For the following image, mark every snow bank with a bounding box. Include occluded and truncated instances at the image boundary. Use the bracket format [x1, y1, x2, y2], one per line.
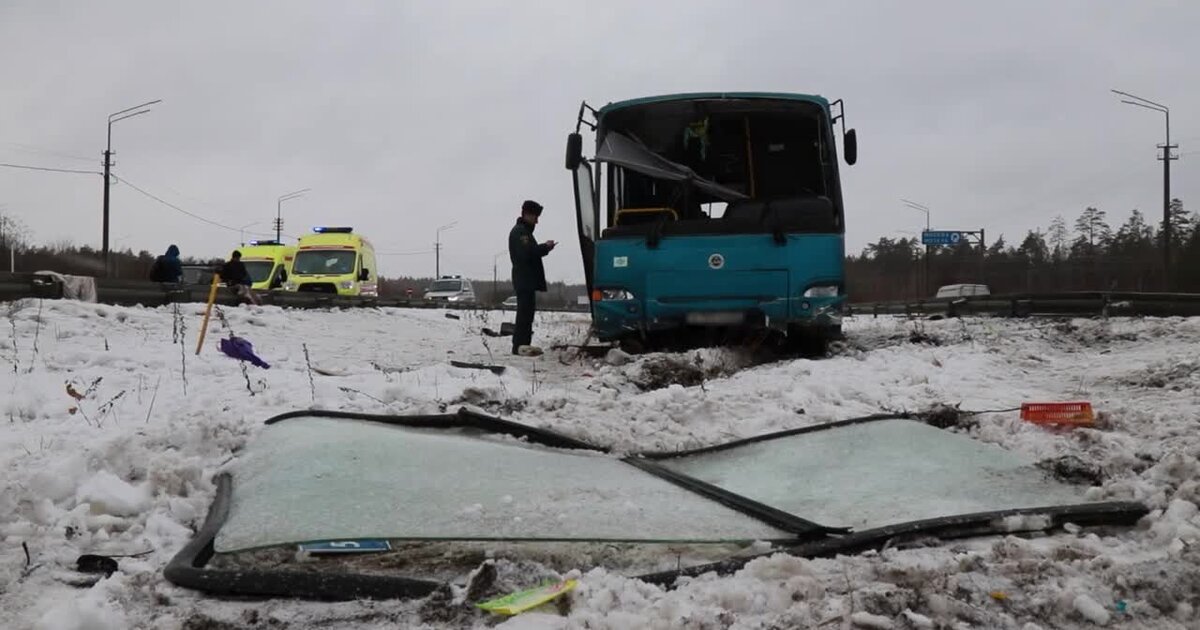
[1, 304, 1198, 628]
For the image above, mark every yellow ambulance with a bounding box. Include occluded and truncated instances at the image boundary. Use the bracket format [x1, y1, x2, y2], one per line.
[237, 240, 296, 291]
[284, 227, 379, 296]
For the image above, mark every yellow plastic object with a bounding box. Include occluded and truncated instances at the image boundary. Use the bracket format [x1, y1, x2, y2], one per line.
[476, 579, 578, 616]
[196, 274, 221, 355]
[614, 207, 678, 226]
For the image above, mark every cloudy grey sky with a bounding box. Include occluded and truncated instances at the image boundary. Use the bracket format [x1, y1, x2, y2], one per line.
[2, 1, 1197, 283]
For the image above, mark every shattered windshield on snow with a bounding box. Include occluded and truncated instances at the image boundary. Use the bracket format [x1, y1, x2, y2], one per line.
[216, 415, 1108, 554]
[292, 250, 356, 275]
[215, 417, 791, 552]
[168, 411, 1147, 602]
[658, 419, 1091, 531]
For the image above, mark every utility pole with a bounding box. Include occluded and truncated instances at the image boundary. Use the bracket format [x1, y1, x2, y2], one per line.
[104, 99, 161, 277]
[1112, 90, 1177, 290]
[492, 251, 506, 304]
[435, 221, 456, 278]
[902, 199, 931, 296]
[979, 228, 986, 284]
[0, 208, 7, 273]
[276, 188, 310, 242]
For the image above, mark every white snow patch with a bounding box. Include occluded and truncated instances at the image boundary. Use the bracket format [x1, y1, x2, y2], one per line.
[75, 471, 151, 517]
[1073, 593, 1111, 625]
[35, 591, 127, 630]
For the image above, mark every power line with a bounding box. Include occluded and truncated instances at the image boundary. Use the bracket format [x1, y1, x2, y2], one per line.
[0, 162, 101, 176]
[2, 142, 94, 163]
[113, 173, 293, 239]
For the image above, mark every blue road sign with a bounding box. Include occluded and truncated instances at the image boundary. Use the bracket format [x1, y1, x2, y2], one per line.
[922, 230, 964, 246]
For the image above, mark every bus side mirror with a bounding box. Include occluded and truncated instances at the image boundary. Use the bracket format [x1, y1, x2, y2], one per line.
[359, 268, 370, 281]
[565, 133, 583, 170]
[844, 129, 857, 165]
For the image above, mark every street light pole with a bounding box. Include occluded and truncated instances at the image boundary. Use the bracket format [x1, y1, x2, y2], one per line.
[104, 99, 161, 277]
[492, 250, 506, 304]
[1112, 89, 1177, 290]
[902, 199, 931, 296]
[239, 222, 261, 247]
[435, 221, 457, 278]
[275, 188, 311, 242]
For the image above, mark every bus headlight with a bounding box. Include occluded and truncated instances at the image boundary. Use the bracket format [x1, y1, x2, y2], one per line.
[803, 285, 839, 298]
[592, 288, 635, 301]
[284, 282, 297, 291]
[339, 281, 354, 290]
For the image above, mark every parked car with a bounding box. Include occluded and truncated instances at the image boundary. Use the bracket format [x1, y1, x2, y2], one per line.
[423, 275, 476, 304]
[935, 284, 990, 299]
[501, 295, 519, 310]
[180, 265, 218, 286]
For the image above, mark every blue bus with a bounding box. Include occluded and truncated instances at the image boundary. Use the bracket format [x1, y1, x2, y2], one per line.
[565, 92, 857, 352]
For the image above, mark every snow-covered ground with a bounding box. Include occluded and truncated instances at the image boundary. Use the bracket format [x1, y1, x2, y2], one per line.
[1, 299, 1198, 629]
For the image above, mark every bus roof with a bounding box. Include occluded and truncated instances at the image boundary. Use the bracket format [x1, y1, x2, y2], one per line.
[597, 92, 830, 117]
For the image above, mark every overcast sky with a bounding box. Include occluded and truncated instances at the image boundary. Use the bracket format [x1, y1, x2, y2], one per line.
[2, 1, 1197, 283]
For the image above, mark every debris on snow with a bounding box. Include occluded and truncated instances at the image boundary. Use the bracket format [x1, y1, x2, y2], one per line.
[902, 609, 934, 629]
[850, 610, 894, 629]
[604, 348, 633, 366]
[1073, 593, 1111, 625]
[1038, 454, 1105, 486]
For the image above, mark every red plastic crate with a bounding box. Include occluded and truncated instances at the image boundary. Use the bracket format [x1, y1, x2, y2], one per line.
[1020, 402, 1095, 427]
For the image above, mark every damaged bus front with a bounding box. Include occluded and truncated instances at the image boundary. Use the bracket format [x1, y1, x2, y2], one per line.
[566, 92, 857, 351]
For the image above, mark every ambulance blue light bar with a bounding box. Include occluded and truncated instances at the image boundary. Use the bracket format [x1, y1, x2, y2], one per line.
[249, 240, 282, 246]
[313, 226, 354, 233]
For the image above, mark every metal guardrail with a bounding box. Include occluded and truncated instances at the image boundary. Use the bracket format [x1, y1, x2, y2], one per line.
[6, 272, 1196, 318]
[0, 272, 589, 313]
[848, 291, 1200, 319]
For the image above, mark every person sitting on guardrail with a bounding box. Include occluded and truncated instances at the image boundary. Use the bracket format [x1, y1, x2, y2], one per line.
[149, 244, 183, 283]
[219, 250, 261, 306]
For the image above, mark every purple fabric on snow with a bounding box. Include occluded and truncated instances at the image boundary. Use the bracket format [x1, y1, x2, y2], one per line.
[219, 336, 270, 369]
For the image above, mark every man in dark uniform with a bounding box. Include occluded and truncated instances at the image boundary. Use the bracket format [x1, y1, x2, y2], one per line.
[508, 200, 556, 356]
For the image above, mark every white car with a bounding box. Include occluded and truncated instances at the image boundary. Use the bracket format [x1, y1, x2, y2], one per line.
[423, 276, 476, 304]
[935, 284, 990, 299]
[501, 295, 519, 309]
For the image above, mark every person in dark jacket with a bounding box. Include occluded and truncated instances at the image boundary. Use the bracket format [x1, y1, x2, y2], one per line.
[219, 250, 261, 305]
[508, 200, 556, 356]
[149, 244, 183, 283]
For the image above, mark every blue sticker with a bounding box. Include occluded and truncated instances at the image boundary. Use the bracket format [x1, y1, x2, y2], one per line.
[298, 539, 392, 554]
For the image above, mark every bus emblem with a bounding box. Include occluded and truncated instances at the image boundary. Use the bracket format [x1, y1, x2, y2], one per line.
[708, 253, 725, 270]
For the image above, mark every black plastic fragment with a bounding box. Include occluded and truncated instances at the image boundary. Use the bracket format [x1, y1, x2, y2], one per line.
[76, 554, 119, 576]
[450, 360, 506, 375]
